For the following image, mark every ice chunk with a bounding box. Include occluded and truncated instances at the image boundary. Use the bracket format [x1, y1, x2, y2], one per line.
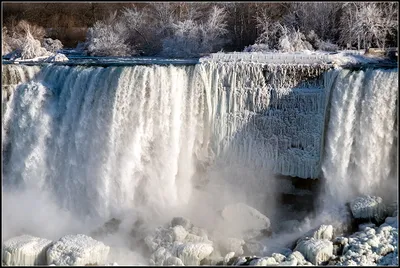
[350, 196, 387, 223]
[2, 235, 52, 266]
[220, 203, 271, 239]
[176, 242, 214, 265]
[294, 238, 333, 265]
[46, 234, 110, 265]
[313, 225, 333, 240]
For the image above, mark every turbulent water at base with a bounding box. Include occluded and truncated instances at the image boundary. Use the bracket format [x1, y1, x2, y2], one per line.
[321, 68, 398, 207]
[1, 62, 398, 242]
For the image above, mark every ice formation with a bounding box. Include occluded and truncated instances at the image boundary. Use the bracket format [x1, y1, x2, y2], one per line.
[2, 235, 52, 266]
[46, 234, 110, 266]
[294, 238, 333, 265]
[349, 195, 387, 223]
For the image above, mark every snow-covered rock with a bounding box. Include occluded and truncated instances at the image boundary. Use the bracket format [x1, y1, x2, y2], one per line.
[223, 252, 236, 264]
[349, 196, 387, 223]
[2, 235, 52, 266]
[176, 242, 214, 265]
[45, 53, 68, 62]
[294, 238, 333, 265]
[46, 234, 110, 266]
[219, 203, 271, 240]
[249, 257, 278, 266]
[272, 252, 286, 263]
[313, 225, 333, 240]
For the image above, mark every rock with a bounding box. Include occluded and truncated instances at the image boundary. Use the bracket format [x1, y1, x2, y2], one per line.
[358, 222, 376, 231]
[171, 217, 192, 230]
[349, 196, 387, 223]
[172, 225, 188, 242]
[289, 251, 306, 265]
[184, 233, 212, 244]
[46, 234, 110, 266]
[45, 53, 68, 62]
[164, 256, 184, 266]
[313, 225, 333, 240]
[220, 203, 271, 239]
[217, 237, 245, 256]
[294, 238, 333, 265]
[176, 242, 214, 265]
[384, 217, 398, 228]
[2, 235, 52, 265]
[272, 253, 286, 263]
[223, 252, 235, 264]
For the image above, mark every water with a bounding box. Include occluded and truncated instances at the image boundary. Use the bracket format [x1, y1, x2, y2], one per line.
[1, 62, 398, 251]
[321, 68, 398, 207]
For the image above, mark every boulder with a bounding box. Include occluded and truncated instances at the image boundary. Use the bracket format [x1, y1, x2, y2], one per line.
[294, 238, 333, 265]
[2, 235, 52, 266]
[349, 196, 387, 223]
[313, 225, 333, 240]
[272, 253, 286, 263]
[176, 242, 214, 265]
[220, 203, 271, 240]
[46, 234, 110, 266]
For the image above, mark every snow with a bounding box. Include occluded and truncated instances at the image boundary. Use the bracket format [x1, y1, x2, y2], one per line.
[2, 235, 52, 266]
[46, 234, 110, 266]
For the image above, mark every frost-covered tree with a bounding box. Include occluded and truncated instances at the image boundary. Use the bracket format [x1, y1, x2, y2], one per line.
[2, 20, 55, 59]
[42, 38, 63, 53]
[249, 14, 312, 52]
[161, 5, 229, 57]
[86, 11, 132, 56]
[339, 2, 398, 49]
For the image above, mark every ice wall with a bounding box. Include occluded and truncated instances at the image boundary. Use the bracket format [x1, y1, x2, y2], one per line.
[321, 68, 398, 206]
[203, 62, 330, 179]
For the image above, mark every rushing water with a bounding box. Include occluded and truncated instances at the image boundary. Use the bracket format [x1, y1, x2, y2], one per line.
[1, 62, 398, 242]
[321, 68, 398, 207]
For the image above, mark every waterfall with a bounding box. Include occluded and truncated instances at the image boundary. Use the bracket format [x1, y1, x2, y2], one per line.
[2, 62, 329, 227]
[321, 68, 398, 207]
[3, 61, 396, 240]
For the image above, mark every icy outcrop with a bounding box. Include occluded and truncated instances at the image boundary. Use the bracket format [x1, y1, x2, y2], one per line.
[46, 234, 110, 266]
[176, 242, 214, 265]
[312, 225, 333, 240]
[45, 53, 68, 62]
[218, 203, 271, 240]
[144, 217, 215, 266]
[349, 196, 387, 223]
[294, 238, 333, 265]
[333, 219, 398, 266]
[2, 235, 52, 266]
